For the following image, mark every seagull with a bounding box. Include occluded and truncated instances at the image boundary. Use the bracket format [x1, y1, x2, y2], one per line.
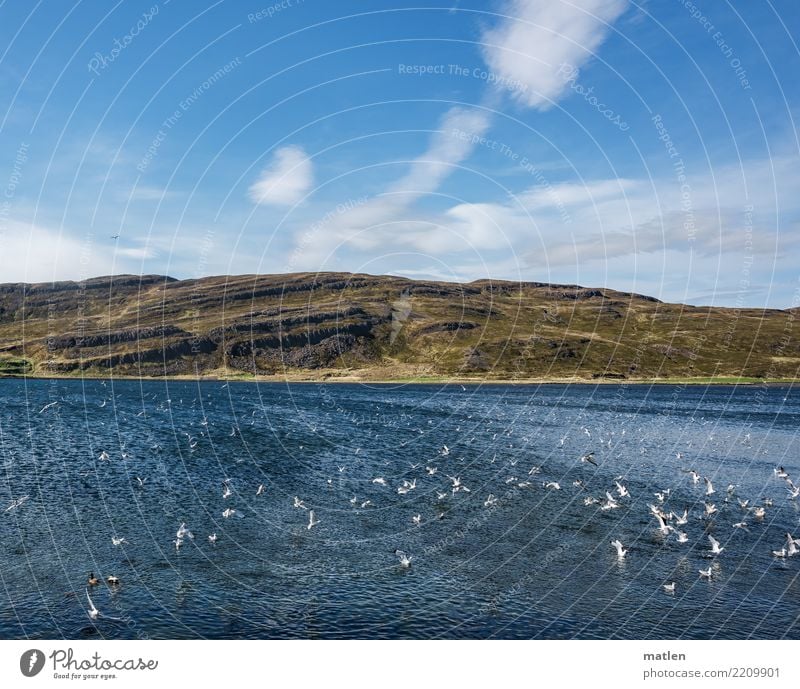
[708, 535, 724, 555]
[394, 549, 412, 568]
[580, 452, 597, 466]
[135, 476, 147, 488]
[699, 567, 713, 579]
[360, 500, 372, 508]
[484, 494, 498, 508]
[772, 547, 787, 558]
[704, 477, 715, 496]
[106, 575, 120, 586]
[208, 533, 218, 543]
[752, 506, 766, 519]
[610, 539, 627, 559]
[98, 451, 110, 462]
[412, 514, 422, 525]
[111, 537, 127, 547]
[110, 234, 120, 240]
[293, 496, 307, 509]
[683, 469, 701, 484]
[4, 496, 29, 512]
[372, 478, 387, 486]
[256, 484, 266, 496]
[653, 511, 671, 534]
[615, 481, 629, 498]
[528, 466, 542, 475]
[307, 510, 319, 529]
[732, 521, 749, 530]
[176, 523, 194, 540]
[222, 484, 233, 499]
[662, 582, 676, 594]
[673, 509, 689, 525]
[676, 531, 689, 543]
[543, 481, 561, 491]
[737, 498, 750, 509]
[440, 445, 450, 456]
[426, 466, 438, 476]
[38, 401, 59, 414]
[601, 492, 620, 511]
[436, 491, 448, 501]
[704, 502, 718, 517]
[86, 589, 100, 619]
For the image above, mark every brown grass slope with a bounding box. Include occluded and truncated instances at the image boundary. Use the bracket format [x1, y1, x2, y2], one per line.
[0, 272, 797, 381]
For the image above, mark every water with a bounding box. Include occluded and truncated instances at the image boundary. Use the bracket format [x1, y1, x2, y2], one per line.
[1, 378, 799, 639]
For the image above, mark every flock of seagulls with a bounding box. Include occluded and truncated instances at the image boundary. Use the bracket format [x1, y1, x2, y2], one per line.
[9, 387, 800, 627]
[609, 459, 800, 592]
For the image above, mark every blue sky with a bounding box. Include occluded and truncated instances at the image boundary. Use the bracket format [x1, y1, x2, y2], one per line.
[0, 0, 798, 307]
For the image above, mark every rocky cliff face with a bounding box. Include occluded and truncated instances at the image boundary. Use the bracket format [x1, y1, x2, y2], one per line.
[0, 272, 797, 380]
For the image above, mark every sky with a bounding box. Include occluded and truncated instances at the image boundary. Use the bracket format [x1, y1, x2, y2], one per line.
[0, 0, 798, 308]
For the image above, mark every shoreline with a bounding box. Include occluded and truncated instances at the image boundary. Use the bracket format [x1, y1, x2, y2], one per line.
[1, 372, 797, 386]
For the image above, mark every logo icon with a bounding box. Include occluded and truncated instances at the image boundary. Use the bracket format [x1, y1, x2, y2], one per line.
[20, 649, 45, 677]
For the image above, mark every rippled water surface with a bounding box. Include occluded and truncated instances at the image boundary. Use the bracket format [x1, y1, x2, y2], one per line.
[1, 379, 799, 639]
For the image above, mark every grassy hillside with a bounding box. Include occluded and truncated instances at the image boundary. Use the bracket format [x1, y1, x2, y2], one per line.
[0, 272, 797, 381]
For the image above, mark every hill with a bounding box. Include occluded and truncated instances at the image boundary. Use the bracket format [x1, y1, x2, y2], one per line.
[0, 272, 797, 382]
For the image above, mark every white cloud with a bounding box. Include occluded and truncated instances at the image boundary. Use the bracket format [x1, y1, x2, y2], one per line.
[0, 221, 115, 283]
[248, 145, 314, 206]
[481, 0, 628, 109]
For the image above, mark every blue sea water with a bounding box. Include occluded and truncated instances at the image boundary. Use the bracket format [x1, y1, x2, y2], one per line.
[0, 378, 798, 639]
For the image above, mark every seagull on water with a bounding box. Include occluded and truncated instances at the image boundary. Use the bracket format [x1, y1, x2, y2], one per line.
[544, 481, 561, 491]
[86, 589, 100, 620]
[610, 539, 627, 559]
[394, 549, 412, 568]
[372, 477, 387, 486]
[222, 508, 242, 518]
[662, 582, 676, 594]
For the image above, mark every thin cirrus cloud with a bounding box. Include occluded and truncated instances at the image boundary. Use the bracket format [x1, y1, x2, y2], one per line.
[248, 145, 314, 206]
[480, 0, 628, 109]
[294, 1, 627, 264]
